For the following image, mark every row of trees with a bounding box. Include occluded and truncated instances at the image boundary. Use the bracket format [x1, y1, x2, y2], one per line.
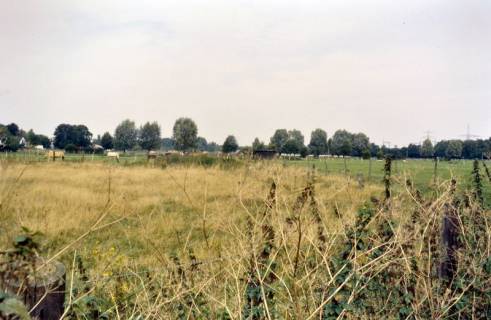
[97, 118, 220, 152]
[2, 120, 491, 159]
[252, 129, 371, 158]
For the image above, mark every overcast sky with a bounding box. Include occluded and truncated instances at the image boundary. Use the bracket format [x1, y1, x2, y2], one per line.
[0, 0, 490, 146]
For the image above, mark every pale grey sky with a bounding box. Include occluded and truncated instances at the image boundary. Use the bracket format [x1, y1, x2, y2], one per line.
[1, 0, 490, 146]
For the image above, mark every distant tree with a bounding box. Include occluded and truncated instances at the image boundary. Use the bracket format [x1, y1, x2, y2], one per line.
[6, 123, 19, 136]
[53, 124, 72, 149]
[173, 118, 198, 151]
[288, 129, 304, 146]
[352, 133, 370, 157]
[331, 129, 353, 156]
[100, 132, 114, 150]
[114, 119, 138, 152]
[476, 139, 490, 159]
[37, 135, 51, 148]
[434, 140, 449, 158]
[139, 122, 161, 151]
[73, 125, 92, 149]
[162, 138, 175, 151]
[407, 144, 421, 158]
[269, 129, 289, 152]
[281, 139, 303, 155]
[462, 140, 479, 159]
[53, 124, 92, 150]
[206, 142, 220, 152]
[445, 140, 463, 159]
[222, 135, 239, 153]
[421, 139, 434, 158]
[26, 129, 38, 146]
[252, 138, 266, 151]
[0, 125, 21, 151]
[64, 144, 77, 153]
[196, 136, 208, 151]
[369, 143, 380, 158]
[308, 129, 328, 156]
[26, 129, 50, 148]
[361, 148, 371, 159]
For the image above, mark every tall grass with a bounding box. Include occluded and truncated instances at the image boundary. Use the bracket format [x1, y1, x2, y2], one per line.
[1, 160, 490, 319]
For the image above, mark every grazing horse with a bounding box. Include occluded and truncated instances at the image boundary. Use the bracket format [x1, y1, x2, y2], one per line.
[46, 150, 65, 161]
[147, 150, 158, 160]
[107, 151, 120, 162]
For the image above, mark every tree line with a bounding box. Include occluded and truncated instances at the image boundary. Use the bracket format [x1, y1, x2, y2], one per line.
[1, 119, 491, 159]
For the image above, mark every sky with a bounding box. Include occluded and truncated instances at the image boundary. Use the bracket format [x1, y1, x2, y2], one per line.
[0, 0, 490, 147]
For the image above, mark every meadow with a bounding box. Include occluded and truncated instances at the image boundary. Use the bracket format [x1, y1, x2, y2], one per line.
[1, 156, 490, 318]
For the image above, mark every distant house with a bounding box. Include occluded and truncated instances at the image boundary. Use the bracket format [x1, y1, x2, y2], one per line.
[35, 145, 44, 150]
[19, 137, 26, 147]
[253, 149, 277, 160]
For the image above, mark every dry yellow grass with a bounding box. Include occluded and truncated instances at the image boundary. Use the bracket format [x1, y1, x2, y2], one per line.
[2, 160, 490, 319]
[0, 161, 381, 268]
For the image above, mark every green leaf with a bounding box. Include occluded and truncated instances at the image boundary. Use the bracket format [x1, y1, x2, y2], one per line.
[14, 235, 28, 245]
[0, 297, 31, 320]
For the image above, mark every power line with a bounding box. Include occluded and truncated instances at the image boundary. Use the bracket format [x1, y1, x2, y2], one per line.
[459, 124, 480, 140]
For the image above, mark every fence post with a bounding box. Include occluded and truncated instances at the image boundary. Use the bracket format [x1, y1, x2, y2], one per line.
[439, 204, 460, 284]
[384, 157, 392, 200]
[3, 260, 66, 319]
[368, 157, 372, 181]
[433, 157, 438, 185]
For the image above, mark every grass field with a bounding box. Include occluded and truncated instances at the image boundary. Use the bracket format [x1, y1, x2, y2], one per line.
[4, 150, 490, 200]
[1, 157, 490, 318]
[0, 161, 381, 264]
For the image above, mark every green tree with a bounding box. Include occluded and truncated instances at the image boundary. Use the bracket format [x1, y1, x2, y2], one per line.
[197, 137, 208, 151]
[421, 139, 434, 158]
[206, 142, 220, 152]
[281, 139, 303, 154]
[100, 132, 114, 150]
[269, 129, 289, 152]
[139, 121, 161, 151]
[162, 138, 175, 151]
[114, 119, 138, 152]
[6, 123, 19, 136]
[222, 135, 239, 153]
[37, 135, 51, 148]
[407, 144, 421, 158]
[369, 143, 380, 158]
[26, 129, 37, 145]
[462, 140, 479, 159]
[53, 124, 92, 150]
[445, 140, 463, 159]
[434, 140, 449, 158]
[26, 129, 50, 148]
[352, 133, 370, 157]
[288, 129, 304, 146]
[0, 125, 21, 151]
[252, 138, 266, 151]
[173, 118, 198, 151]
[331, 129, 353, 156]
[308, 129, 328, 156]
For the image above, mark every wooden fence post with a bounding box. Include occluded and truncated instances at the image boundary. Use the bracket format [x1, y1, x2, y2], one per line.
[3, 260, 66, 320]
[368, 157, 372, 181]
[433, 157, 438, 185]
[439, 204, 460, 284]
